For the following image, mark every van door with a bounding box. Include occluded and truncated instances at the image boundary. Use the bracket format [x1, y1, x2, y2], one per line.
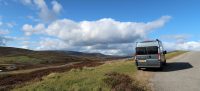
[136, 46, 159, 60]
[136, 46, 159, 66]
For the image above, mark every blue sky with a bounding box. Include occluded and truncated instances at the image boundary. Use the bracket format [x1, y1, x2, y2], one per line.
[0, 0, 200, 55]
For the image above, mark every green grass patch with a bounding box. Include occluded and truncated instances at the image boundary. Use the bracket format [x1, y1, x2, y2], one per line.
[165, 50, 188, 59]
[13, 61, 147, 91]
[0, 56, 42, 64]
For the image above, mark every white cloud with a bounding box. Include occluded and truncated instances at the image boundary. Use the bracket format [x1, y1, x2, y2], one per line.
[48, 16, 170, 45]
[0, 36, 13, 46]
[21, 45, 29, 49]
[27, 15, 40, 22]
[36, 38, 69, 50]
[34, 0, 55, 22]
[161, 34, 190, 43]
[0, 29, 10, 34]
[0, 20, 11, 35]
[161, 34, 200, 51]
[6, 22, 16, 28]
[21, 0, 62, 22]
[22, 24, 33, 36]
[51, 0, 62, 14]
[22, 23, 45, 36]
[21, 0, 32, 5]
[0, 21, 16, 28]
[0, 16, 16, 28]
[22, 16, 171, 55]
[19, 41, 31, 49]
[164, 41, 200, 51]
[84, 43, 136, 55]
[0, 21, 2, 26]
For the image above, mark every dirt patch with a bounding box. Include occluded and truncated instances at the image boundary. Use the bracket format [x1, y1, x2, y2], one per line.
[0, 61, 103, 91]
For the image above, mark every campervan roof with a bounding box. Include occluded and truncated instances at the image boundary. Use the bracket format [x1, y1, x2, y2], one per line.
[136, 40, 159, 47]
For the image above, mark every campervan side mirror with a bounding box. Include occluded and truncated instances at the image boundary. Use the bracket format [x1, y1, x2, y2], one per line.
[163, 50, 167, 54]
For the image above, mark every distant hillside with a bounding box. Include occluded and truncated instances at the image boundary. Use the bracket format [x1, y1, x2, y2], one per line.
[0, 47, 128, 70]
[0, 46, 125, 58]
[0, 47, 34, 56]
[64, 51, 106, 57]
[0, 46, 126, 57]
[44, 50, 127, 59]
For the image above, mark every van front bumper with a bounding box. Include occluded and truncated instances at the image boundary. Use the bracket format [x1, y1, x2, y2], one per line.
[135, 59, 161, 68]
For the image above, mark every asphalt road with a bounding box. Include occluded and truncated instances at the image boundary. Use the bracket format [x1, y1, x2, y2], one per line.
[151, 52, 200, 91]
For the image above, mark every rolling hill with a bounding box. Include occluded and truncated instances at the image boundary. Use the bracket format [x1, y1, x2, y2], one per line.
[0, 46, 128, 70]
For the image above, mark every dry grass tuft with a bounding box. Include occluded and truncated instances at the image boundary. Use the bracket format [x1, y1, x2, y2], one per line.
[103, 72, 146, 91]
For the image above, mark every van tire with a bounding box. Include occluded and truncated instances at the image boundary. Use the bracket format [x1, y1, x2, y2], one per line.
[158, 62, 163, 70]
[163, 60, 167, 65]
[137, 67, 141, 70]
[158, 66, 163, 70]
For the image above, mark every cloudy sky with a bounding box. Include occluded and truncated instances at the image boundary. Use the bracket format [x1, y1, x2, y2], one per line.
[0, 0, 200, 55]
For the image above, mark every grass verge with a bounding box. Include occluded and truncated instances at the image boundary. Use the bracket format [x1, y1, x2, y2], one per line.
[11, 51, 187, 91]
[13, 61, 148, 91]
[103, 72, 145, 91]
[165, 50, 188, 59]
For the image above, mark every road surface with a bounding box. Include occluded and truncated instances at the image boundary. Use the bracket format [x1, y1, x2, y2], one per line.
[151, 52, 200, 91]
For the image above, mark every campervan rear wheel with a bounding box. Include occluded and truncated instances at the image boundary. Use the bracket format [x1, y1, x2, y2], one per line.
[137, 67, 141, 70]
[158, 66, 163, 70]
[158, 63, 164, 70]
[163, 60, 167, 65]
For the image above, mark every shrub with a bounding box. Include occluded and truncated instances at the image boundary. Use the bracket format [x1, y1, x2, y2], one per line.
[103, 72, 145, 91]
